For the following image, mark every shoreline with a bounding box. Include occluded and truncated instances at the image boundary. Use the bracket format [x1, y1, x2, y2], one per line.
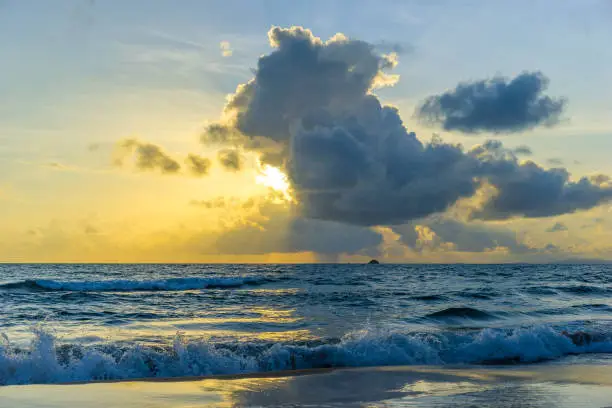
[47, 362, 612, 387]
[2, 363, 612, 407]
[59, 366, 338, 386]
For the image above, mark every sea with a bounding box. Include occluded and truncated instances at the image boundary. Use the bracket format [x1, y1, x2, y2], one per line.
[0, 263, 611, 385]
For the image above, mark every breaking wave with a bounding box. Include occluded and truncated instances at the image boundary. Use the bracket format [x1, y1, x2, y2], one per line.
[1, 326, 611, 385]
[0, 277, 265, 292]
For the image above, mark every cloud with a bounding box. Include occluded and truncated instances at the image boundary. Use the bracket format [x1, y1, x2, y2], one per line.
[43, 162, 78, 171]
[547, 158, 564, 166]
[415, 71, 566, 134]
[542, 243, 561, 253]
[202, 123, 244, 144]
[582, 216, 607, 230]
[392, 217, 531, 254]
[84, 224, 100, 235]
[190, 196, 256, 210]
[115, 139, 181, 174]
[374, 40, 412, 55]
[220, 41, 233, 57]
[185, 154, 211, 176]
[288, 216, 381, 260]
[209, 199, 382, 260]
[546, 222, 568, 232]
[220, 26, 399, 143]
[513, 145, 532, 156]
[199, 27, 611, 226]
[589, 174, 611, 186]
[466, 141, 612, 220]
[114, 140, 213, 178]
[218, 149, 243, 171]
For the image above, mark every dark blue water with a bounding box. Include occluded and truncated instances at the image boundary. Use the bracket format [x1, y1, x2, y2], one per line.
[0, 264, 611, 385]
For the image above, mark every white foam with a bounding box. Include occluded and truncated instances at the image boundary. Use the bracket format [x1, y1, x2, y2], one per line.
[1, 326, 611, 385]
[29, 277, 263, 292]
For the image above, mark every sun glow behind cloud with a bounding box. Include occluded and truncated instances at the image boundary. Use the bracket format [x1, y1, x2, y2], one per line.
[255, 164, 293, 202]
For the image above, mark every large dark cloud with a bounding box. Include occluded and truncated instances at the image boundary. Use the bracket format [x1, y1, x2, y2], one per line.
[223, 27, 396, 143]
[416, 72, 566, 134]
[202, 27, 612, 226]
[290, 108, 480, 225]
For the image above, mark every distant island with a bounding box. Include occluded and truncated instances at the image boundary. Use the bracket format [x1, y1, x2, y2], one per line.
[368, 259, 380, 264]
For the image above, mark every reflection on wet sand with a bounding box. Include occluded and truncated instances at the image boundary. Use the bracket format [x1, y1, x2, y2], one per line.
[2, 365, 612, 407]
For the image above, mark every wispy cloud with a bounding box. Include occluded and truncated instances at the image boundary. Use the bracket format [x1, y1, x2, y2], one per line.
[547, 158, 564, 166]
[43, 162, 80, 172]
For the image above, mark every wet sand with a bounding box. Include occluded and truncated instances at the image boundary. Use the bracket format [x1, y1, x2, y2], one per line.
[1, 364, 612, 407]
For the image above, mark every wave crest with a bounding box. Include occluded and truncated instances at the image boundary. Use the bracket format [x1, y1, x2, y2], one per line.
[0, 276, 265, 292]
[1, 326, 611, 385]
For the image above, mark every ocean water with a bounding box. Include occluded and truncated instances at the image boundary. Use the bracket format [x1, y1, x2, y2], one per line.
[0, 263, 611, 385]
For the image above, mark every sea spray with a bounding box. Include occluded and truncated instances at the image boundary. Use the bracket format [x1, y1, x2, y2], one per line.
[1, 325, 611, 385]
[0, 276, 266, 292]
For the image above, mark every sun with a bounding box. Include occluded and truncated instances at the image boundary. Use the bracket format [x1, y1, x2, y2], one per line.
[255, 164, 293, 201]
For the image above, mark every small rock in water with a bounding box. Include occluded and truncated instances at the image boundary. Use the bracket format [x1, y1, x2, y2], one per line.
[368, 259, 380, 264]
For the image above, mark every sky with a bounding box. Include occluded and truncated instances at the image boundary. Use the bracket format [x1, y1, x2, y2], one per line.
[1, 0, 612, 263]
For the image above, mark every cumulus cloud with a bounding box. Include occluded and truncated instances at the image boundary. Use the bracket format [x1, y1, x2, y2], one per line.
[466, 141, 612, 220]
[392, 217, 531, 254]
[218, 149, 243, 171]
[115, 139, 181, 174]
[185, 154, 211, 176]
[199, 27, 611, 226]
[220, 26, 399, 143]
[416, 71, 566, 134]
[546, 222, 568, 232]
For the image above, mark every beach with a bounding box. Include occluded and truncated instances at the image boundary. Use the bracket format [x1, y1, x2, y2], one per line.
[2, 364, 612, 407]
